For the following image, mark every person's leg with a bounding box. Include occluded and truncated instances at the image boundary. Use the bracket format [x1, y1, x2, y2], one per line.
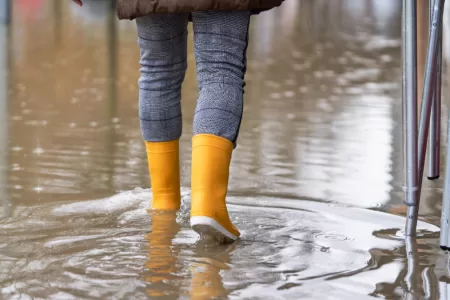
[190, 11, 251, 242]
[136, 13, 188, 210]
[192, 11, 250, 144]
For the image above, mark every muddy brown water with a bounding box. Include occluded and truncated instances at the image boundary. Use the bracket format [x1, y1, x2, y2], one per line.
[0, 0, 449, 299]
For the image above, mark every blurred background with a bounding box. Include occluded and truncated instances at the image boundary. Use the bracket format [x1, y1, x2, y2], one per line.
[0, 0, 449, 299]
[0, 0, 406, 209]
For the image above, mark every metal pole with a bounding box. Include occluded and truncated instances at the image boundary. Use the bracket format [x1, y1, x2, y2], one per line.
[428, 0, 443, 180]
[407, 0, 445, 235]
[418, 0, 445, 183]
[441, 108, 450, 250]
[403, 0, 420, 236]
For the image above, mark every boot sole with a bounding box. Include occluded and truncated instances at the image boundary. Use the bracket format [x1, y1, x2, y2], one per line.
[190, 216, 238, 243]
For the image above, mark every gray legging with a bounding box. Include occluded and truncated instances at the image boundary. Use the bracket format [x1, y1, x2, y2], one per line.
[136, 11, 250, 144]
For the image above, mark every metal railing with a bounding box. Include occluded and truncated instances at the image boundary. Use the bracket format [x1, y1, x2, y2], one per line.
[402, 0, 448, 245]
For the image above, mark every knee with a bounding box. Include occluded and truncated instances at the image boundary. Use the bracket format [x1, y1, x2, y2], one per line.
[138, 59, 186, 110]
[139, 60, 187, 91]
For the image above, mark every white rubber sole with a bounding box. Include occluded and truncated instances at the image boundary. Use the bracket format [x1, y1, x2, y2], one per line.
[190, 216, 238, 243]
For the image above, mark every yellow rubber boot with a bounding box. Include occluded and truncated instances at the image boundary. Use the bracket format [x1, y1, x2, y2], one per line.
[190, 134, 240, 242]
[146, 140, 181, 210]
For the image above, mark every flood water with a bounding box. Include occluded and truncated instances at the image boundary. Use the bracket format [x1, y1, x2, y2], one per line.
[0, 0, 449, 299]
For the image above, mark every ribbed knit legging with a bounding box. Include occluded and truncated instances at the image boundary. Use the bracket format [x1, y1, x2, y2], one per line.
[136, 11, 250, 144]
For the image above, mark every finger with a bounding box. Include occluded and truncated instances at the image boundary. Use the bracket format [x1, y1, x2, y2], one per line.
[73, 0, 83, 6]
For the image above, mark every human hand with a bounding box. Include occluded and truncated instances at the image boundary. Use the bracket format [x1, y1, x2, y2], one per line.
[72, 0, 83, 6]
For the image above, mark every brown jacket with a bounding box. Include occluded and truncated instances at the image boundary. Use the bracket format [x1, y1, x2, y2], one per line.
[116, 0, 285, 20]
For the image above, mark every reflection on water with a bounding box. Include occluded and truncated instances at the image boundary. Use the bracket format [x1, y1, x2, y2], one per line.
[0, 0, 449, 299]
[145, 212, 182, 298]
